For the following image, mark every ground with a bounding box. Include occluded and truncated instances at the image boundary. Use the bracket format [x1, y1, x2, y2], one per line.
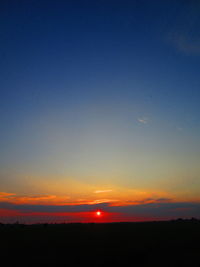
[1, 220, 200, 267]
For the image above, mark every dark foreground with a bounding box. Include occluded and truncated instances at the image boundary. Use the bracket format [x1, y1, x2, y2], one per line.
[1, 220, 200, 267]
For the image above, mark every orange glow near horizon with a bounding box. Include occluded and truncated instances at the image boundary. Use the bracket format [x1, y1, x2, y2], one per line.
[0, 206, 199, 224]
[0, 209, 129, 224]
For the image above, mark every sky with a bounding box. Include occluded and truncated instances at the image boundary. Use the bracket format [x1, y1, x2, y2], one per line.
[0, 0, 200, 223]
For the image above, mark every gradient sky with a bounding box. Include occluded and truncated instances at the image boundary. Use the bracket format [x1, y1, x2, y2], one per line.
[0, 0, 200, 223]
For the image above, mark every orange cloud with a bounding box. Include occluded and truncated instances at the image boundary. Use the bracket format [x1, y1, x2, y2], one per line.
[0, 192, 15, 197]
[94, 189, 113, 194]
[0, 192, 70, 205]
[0, 192, 16, 202]
[1, 187, 195, 208]
[87, 199, 119, 205]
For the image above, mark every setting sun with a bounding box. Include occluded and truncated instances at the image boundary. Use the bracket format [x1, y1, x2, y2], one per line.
[96, 211, 101, 216]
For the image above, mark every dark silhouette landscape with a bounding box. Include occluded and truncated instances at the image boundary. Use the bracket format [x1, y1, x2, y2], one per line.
[1, 219, 200, 267]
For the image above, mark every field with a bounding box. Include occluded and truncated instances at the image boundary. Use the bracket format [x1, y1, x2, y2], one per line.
[1, 220, 200, 267]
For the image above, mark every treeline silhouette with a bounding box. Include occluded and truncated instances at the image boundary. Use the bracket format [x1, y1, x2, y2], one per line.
[1, 219, 200, 267]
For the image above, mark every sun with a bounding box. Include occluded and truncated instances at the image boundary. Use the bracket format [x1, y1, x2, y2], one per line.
[96, 211, 101, 216]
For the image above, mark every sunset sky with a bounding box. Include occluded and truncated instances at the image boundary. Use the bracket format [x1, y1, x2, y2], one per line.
[1, 0, 200, 223]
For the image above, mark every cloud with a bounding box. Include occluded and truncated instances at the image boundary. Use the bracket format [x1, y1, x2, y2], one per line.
[137, 117, 148, 124]
[110, 197, 173, 206]
[0, 192, 70, 205]
[0, 192, 16, 202]
[94, 189, 113, 194]
[0, 202, 109, 213]
[88, 199, 118, 205]
[0, 192, 15, 197]
[108, 202, 200, 220]
[0, 201, 200, 223]
[0, 190, 174, 208]
[156, 198, 172, 202]
[0, 190, 199, 223]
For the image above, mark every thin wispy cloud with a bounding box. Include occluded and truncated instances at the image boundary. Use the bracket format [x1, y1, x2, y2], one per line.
[137, 117, 148, 124]
[94, 189, 113, 194]
[0, 192, 70, 205]
[88, 199, 118, 205]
